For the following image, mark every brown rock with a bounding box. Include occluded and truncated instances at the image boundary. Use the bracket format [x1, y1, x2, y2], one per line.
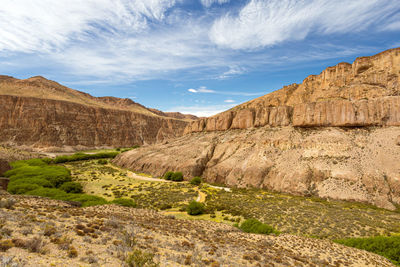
[0, 177, 9, 191]
[184, 47, 400, 133]
[115, 47, 400, 210]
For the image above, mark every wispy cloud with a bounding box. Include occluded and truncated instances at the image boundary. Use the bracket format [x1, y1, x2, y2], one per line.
[224, 99, 235, 103]
[217, 65, 246, 79]
[209, 0, 400, 50]
[188, 86, 263, 96]
[200, 0, 230, 8]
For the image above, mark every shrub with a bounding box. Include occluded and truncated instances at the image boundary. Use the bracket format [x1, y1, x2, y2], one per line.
[60, 182, 83, 193]
[126, 249, 158, 267]
[335, 236, 400, 265]
[5, 165, 71, 188]
[163, 171, 174, 180]
[111, 198, 137, 208]
[239, 219, 278, 235]
[187, 201, 205, 215]
[97, 159, 108, 165]
[171, 172, 183, 182]
[7, 183, 41, 195]
[53, 152, 119, 164]
[190, 177, 202, 186]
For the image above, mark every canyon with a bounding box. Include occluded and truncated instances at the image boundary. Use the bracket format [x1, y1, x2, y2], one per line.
[114, 47, 400, 210]
[0, 76, 195, 151]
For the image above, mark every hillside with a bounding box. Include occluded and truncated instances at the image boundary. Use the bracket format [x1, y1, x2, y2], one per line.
[0, 195, 394, 266]
[0, 76, 197, 151]
[114, 47, 400, 210]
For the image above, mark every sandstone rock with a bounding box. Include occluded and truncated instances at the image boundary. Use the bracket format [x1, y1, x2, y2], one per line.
[184, 47, 400, 133]
[114, 126, 400, 210]
[114, 48, 400, 210]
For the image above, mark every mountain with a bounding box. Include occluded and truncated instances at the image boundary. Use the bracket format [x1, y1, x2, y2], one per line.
[0, 76, 197, 151]
[114, 47, 400, 210]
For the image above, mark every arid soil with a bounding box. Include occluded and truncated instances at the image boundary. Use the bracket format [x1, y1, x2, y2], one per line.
[0, 195, 395, 267]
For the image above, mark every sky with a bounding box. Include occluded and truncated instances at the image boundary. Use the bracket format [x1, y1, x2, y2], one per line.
[0, 0, 399, 117]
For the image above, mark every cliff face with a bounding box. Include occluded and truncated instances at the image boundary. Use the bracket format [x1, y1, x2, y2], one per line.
[185, 48, 400, 133]
[0, 82, 192, 151]
[114, 47, 400, 210]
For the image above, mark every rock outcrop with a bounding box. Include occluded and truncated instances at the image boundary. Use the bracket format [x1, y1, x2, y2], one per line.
[114, 47, 400, 210]
[184, 47, 400, 133]
[0, 77, 195, 151]
[0, 95, 188, 150]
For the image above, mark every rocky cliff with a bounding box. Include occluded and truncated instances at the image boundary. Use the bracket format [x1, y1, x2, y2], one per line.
[184, 47, 400, 133]
[0, 77, 194, 151]
[114, 47, 400, 210]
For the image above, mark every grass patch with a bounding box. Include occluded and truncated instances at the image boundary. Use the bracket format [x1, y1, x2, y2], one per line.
[239, 218, 279, 235]
[335, 236, 400, 265]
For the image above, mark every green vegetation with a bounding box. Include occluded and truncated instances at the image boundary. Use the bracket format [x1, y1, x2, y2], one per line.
[5, 159, 107, 207]
[335, 236, 400, 265]
[59, 182, 83, 193]
[111, 198, 137, 208]
[239, 218, 279, 235]
[126, 249, 158, 267]
[190, 176, 202, 186]
[163, 171, 174, 180]
[163, 171, 183, 182]
[187, 201, 205, 215]
[97, 159, 108, 165]
[51, 152, 119, 164]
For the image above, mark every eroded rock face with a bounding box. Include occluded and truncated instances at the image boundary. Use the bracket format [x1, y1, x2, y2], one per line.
[115, 48, 400, 210]
[184, 48, 400, 133]
[0, 95, 188, 150]
[114, 126, 400, 210]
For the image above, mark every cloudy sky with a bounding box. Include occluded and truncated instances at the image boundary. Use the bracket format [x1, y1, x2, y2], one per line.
[1, 0, 399, 116]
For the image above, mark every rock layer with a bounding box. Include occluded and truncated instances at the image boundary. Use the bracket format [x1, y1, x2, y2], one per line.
[184, 48, 400, 133]
[0, 95, 188, 150]
[0, 159, 11, 176]
[115, 48, 400, 210]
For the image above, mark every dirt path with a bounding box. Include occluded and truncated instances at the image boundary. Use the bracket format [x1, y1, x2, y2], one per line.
[196, 190, 207, 203]
[127, 171, 170, 182]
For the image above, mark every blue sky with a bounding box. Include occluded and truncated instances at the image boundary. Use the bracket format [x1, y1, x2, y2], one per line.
[0, 0, 399, 116]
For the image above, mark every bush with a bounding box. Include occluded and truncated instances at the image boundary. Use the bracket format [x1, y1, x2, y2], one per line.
[163, 171, 174, 180]
[126, 249, 158, 267]
[186, 201, 205, 215]
[190, 177, 202, 186]
[171, 172, 183, 182]
[7, 183, 41, 194]
[111, 198, 137, 208]
[5, 165, 71, 188]
[239, 219, 278, 235]
[335, 236, 400, 265]
[97, 159, 108, 165]
[52, 152, 119, 164]
[60, 182, 83, 193]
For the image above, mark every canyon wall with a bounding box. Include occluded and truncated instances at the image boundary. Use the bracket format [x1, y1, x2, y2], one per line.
[114, 47, 400, 210]
[0, 95, 188, 151]
[184, 48, 400, 133]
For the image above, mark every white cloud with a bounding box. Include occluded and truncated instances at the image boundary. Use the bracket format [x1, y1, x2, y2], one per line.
[209, 0, 400, 50]
[224, 99, 235, 103]
[218, 65, 245, 79]
[187, 86, 215, 93]
[188, 86, 264, 96]
[167, 103, 235, 117]
[200, 0, 230, 8]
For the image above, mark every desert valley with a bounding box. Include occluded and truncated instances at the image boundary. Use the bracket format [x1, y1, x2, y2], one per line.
[1, 1, 400, 266]
[0, 47, 399, 266]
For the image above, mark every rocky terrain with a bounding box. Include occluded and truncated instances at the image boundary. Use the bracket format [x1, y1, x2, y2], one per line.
[114, 47, 400, 210]
[0, 76, 197, 151]
[0, 195, 395, 267]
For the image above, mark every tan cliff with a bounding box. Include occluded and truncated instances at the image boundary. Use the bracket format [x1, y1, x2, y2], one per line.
[114, 47, 400, 210]
[0, 77, 195, 151]
[184, 47, 400, 133]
